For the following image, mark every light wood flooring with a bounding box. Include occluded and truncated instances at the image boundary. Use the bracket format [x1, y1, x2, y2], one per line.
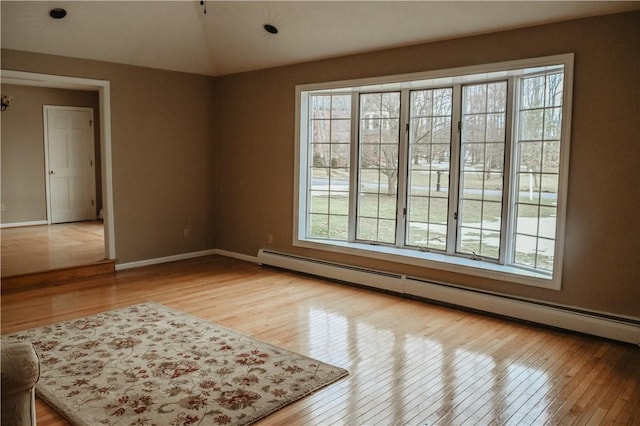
[1, 221, 105, 278]
[1, 255, 639, 425]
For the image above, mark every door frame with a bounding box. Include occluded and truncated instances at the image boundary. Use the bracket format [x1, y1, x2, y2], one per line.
[1, 69, 116, 261]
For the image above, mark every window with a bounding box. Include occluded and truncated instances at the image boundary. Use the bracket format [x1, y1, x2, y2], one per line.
[295, 55, 573, 289]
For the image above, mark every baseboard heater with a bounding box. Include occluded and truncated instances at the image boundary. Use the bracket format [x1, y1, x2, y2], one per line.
[256, 249, 639, 345]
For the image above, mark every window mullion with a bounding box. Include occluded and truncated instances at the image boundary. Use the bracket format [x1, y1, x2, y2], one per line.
[395, 89, 410, 247]
[447, 84, 462, 255]
[502, 77, 517, 265]
[348, 92, 360, 242]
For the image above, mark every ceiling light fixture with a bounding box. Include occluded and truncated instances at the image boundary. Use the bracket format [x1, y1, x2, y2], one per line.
[264, 24, 278, 35]
[49, 8, 67, 19]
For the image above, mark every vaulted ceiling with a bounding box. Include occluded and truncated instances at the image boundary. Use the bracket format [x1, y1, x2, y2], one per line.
[2, 1, 639, 77]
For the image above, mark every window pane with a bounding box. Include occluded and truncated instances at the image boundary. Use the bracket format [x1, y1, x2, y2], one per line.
[536, 238, 555, 272]
[328, 194, 349, 215]
[462, 172, 484, 200]
[359, 193, 379, 216]
[517, 173, 541, 204]
[463, 84, 487, 114]
[433, 118, 452, 144]
[361, 93, 381, 114]
[330, 145, 350, 169]
[486, 113, 505, 142]
[428, 224, 447, 250]
[514, 235, 555, 272]
[412, 117, 432, 144]
[518, 142, 542, 172]
[382, 92, 400, 115]
[544, 107, 562, 140]
[519, 110, 544, 141]
[458, 81, 507, 260]
[542, 141, 560, 173]
[460, 199, 482, 226]
[308, 94, 352, 241]
[378, 194, 397, 220]
[357, 217, 378, 241]
[382, 119, 400, 144]
[511, 69, 564, 271]
[462, 144, 485, 171]
[329, 168, 349, 192]
[516, 204, 539, 236]
[310, 192, 328, 214]
[539, 206, 557, 239]
[408, 171, 428, 196]
[481, 230, 501, 258]
[433, 88, 452, 115]
[540, 175, 559, 206]
[359, 169, 381, 192]
[459, 227, 481, 255]
[309, 214, 328, 238]
[357, 92, 400, 244]
[429, 197, 449, 224]
[545, 73, 564, 107]
[331, 95, 351, 119]
[521, 76, 545, 109]
[430, 169, 449, 196]
[407, 223, 426, 246]
[311, 120, 330, 143]
[487, 82, 507, 112]
[407, 87, 452, 251]
[482, 201, 502, 231]
[312, 96, 331, 119]
[411, 89, 432, 116]
[462, 115, 486, 143]
[514, 234, 537, 267]
[328, 215, 348, 239]
[331, 120, 351, 143]
[378, 219, 397, 243]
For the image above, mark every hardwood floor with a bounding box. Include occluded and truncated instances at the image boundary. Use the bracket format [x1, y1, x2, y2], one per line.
[1, 221, 105, 278]
[1, 255, 638, 425]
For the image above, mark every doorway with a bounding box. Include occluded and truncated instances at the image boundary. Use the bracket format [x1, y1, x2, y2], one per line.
[1, 70, 115, 269]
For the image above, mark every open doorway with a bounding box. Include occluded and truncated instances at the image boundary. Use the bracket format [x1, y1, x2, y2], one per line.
[1, 70, 115, 279]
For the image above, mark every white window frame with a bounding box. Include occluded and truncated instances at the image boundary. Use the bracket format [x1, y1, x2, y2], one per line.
[294, 54, 573, 290]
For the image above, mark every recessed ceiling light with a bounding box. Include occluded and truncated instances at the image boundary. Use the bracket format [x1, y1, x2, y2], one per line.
[49, 8, 67, 19]
[264, 24, 278, 35]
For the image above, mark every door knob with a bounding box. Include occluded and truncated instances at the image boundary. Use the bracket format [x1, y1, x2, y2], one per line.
[50, 170, 55, 175]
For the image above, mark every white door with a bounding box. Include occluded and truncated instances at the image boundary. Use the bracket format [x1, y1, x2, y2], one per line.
[44, 106, 97, 224]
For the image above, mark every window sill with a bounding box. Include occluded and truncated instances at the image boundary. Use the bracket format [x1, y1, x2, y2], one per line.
[293, 238, 560, 290]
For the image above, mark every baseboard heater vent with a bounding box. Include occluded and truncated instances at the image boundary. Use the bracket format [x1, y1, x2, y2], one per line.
[255, 249, 639, 345]
[257, 249, 404, 293]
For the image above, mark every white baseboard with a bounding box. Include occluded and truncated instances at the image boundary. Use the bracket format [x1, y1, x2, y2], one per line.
[213, 249, 259, 264]
[256, 249, 640, 345]
[116, 249, 219, 271]
[1, 220, 48, 228]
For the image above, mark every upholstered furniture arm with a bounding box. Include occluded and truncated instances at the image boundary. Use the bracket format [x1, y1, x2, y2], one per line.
[1, 342, 40, 426]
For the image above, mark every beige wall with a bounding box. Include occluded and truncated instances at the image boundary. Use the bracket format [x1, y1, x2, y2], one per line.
[214, 11, 640, 317]
[1, 51, 218, 263]
[2, 11, 638, 317]
[0, 84, 101, 224]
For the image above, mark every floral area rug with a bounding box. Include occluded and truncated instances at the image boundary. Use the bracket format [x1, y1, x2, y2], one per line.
[2, 302, 348, 426]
